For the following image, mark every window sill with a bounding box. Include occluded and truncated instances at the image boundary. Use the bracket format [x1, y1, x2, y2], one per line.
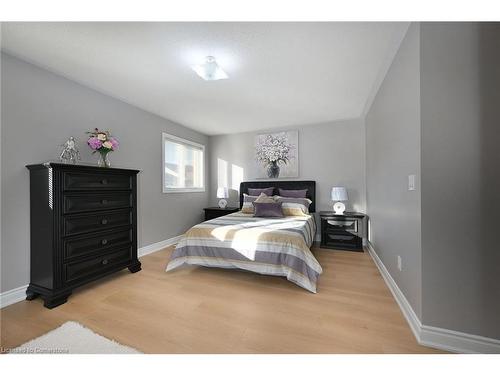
[163, 188, 206, 194]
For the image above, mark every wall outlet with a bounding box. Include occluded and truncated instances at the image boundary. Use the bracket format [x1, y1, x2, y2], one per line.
[408, 174, 416, 191]
[397, 255, 402, 271]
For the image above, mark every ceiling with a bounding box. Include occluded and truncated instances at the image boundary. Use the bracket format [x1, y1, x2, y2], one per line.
[1, 22, 409, 135]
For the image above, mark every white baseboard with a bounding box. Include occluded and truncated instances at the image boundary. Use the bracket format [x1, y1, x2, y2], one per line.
[137, 235, 183, 258]
[0, 284, 29, 309]
[366, 241, 500, 354]
[365, 242, 421, 340]
[419, 324, 500, 354]
[0, 235, 183, 310]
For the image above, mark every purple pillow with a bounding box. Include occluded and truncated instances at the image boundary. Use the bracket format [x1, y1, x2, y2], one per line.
[278, 188, 308, 198]
[248, 187, 274, 196]
[252, 202, 284, 217]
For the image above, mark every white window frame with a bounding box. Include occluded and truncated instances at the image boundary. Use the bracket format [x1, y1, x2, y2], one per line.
[162, 132, 205, 193]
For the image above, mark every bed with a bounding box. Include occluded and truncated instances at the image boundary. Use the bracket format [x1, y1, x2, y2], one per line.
[166, 181, 322, 293]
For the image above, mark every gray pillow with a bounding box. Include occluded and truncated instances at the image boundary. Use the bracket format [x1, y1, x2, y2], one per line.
[252, 202, 284, 217]
[278, 188, 308, 198]
[248, 187, 274, 196]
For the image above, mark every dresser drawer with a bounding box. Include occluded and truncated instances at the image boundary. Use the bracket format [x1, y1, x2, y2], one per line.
[63, 228, 132, 260]
[63, 209, 132, 236]
[63, 192, 132, 214]
[64, 172, 131, 191]
[64, 247, 132, 284]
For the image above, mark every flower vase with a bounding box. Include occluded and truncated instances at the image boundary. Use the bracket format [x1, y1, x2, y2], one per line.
[97, 152, 111, 168]
[267, 161, 280, 178]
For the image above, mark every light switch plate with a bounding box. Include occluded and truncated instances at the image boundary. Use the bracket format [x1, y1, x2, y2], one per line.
[408, 174, 416, 191]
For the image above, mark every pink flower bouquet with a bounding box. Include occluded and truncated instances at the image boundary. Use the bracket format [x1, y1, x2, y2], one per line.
[86, 128, 119, 167]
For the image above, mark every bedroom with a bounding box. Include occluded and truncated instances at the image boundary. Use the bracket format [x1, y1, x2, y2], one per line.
[1, 1, 499, 372]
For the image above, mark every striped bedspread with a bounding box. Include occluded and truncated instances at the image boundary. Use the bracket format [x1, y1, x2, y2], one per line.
[166, 212, 322, 293]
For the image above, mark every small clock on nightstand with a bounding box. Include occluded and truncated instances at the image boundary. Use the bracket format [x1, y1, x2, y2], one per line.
[319, 211, 368, 252]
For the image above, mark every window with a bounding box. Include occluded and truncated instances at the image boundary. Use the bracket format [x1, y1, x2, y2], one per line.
[162, 133, 205, 193]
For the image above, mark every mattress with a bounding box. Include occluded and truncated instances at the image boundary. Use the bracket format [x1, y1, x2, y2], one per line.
[166, 212, 322, 292]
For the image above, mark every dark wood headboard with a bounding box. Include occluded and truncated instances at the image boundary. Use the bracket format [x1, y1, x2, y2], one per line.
[239, 180, 316, 213]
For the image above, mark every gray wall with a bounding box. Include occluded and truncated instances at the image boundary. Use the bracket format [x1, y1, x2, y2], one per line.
[1, 52, 210, 292]
[420, 23, 500, 339]
[209, 119, 366, 236]
[365, 24, 422, 318]
[366, 22, 500, 339]
[0, 37, 3, 295]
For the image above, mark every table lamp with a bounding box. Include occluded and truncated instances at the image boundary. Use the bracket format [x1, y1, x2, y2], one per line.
[217, 187, 229, 208]
[331, 187, 348, 214]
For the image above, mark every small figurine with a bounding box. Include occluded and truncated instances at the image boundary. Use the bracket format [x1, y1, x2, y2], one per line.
[59, 136, 81, 164]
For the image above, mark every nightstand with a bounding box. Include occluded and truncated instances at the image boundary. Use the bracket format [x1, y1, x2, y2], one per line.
[319, 211, 367, 251]
[203, 207, 240, 221]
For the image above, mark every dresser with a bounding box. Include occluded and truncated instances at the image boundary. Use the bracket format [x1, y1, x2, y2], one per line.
[25, 163, 141, 308]
[319, 211, 368, 251]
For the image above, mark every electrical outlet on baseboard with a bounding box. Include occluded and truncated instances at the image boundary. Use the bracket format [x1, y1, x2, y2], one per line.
[397, 255, 402, 271]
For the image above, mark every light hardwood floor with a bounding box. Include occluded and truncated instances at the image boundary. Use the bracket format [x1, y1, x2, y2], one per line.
[0, 245, 443, 353]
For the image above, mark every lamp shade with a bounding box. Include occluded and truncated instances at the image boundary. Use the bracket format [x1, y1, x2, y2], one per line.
[217, 187, 229, 199]
[331, 187, 348, 201]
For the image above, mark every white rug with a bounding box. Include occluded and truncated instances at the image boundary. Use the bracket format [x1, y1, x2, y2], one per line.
[12, 321, 141, 354]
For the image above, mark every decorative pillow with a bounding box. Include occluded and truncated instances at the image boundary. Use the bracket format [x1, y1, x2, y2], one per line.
[241, 193, 277, 213]
[253, 202, 284, 218]
[255, 192, 276, 203]
[275, 197, 312, 216]
[248, 187, 274, 196]
[241, 193, 259, 214]
[278, 188, 308, 198]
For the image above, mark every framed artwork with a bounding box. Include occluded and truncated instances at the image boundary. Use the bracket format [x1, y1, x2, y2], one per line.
[255, 130, 298, 179]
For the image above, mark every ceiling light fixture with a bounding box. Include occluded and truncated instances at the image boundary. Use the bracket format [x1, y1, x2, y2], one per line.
[191, 56, 228, 81]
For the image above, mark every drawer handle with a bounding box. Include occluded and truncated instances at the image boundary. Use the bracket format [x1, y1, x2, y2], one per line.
[102, 199, 108, 204]
[101, 179, 108, 185]
[101, 259, 109, 265]
[101, 239, 108, 245]
[101, 219, 108, 225]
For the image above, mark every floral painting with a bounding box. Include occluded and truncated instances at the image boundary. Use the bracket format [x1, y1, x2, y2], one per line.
[255, 130, 298, 179]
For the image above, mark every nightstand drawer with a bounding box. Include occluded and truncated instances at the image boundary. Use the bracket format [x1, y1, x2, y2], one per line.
[326, 219, 358, 233]
[322, 230, 362, 251]
[325, 232, 357, 242]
